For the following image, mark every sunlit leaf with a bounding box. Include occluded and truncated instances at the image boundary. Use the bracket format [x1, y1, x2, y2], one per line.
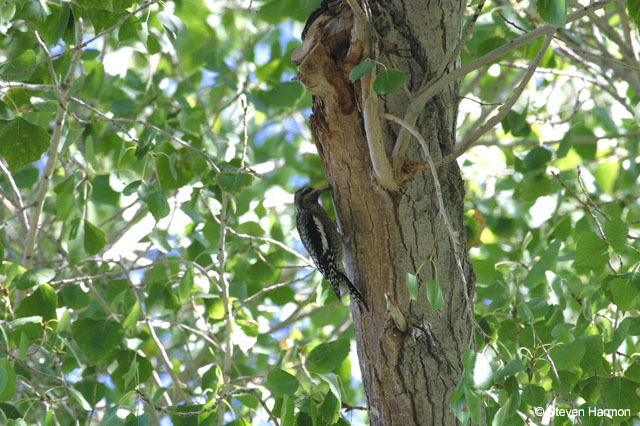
[15, 268, 55, 290]
[266, 368, 298, 397]
[537, 0, 567, 26]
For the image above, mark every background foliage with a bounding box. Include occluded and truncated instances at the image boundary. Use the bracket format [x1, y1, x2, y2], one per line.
[0, 0, 639, 425]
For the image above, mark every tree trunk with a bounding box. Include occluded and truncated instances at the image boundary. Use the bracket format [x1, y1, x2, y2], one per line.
[293, 1, 475, 425]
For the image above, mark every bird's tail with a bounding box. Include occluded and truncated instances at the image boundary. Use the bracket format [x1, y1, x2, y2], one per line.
[336, 272, 369, 311]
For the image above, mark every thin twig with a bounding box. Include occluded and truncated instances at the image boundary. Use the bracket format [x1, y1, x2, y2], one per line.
[23, 18, 85, 268]
[576, 168, 621, 273]
[233, 271, 313, 313]
[0, 159, 29, 231]
[240, 97, 249, 169]
[0, 81, 58, 91]
[26, 21, 59, 85]
[203, 198, 314, 268]
[125, 266, 190, 403]
[201, 191, 234, 426]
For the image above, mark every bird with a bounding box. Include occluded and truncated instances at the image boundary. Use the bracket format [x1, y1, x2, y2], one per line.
[294, 186, 368, 310]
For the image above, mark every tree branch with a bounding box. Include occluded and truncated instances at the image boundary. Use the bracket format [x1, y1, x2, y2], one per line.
[23, 18, 84, 268]
[447, 29, 556, 161]
[391, 0, 615, 165]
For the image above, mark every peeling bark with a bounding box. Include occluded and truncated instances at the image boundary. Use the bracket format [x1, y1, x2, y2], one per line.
[293, 1, 474, 424]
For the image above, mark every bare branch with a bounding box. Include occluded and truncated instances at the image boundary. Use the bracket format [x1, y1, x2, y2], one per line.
[0, 81, 57, 91]
[448, 29, 556, 160]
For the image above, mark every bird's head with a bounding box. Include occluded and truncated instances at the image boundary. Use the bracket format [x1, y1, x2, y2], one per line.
[294, 186, 330, 211]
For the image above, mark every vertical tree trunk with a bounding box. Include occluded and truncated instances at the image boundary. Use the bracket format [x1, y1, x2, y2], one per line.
[293, 1, 474, 425]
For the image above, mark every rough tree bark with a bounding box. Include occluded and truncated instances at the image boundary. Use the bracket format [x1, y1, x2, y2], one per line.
[293, 1, 475, 425]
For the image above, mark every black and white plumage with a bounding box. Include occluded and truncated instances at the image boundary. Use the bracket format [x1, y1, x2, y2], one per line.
[294, 186, 368, 311]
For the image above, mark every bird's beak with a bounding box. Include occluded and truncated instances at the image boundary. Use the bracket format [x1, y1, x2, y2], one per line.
[314, 187, 330, 196]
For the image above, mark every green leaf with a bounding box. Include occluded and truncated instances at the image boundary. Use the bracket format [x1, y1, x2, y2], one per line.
[0, 359, 17, 400]
[604, 217, 628, 253]
[66, 218, 86, 266]
[523, 240, 561, 289]
[426, 279, 444, 311]
[521, 384, 545, 406]
[15, 284, 57, 322]
[574, 231, 608, 271]
[0, 49, 37, 82]
[56, 191, 76, 222]
[495, 359, 526, 383]
[601, 377, 640, 412]
[78, 0, 113, 11]
[157, 12, 187, 43]
[236, 319, 259, 337]
[91, 174, 120, 205]
[202, 364, 223, 395]
[523, 146, 552, 170]
[59, 285, 90, 310]
[179, 266, 194, 301]
[548, 339, 585, 371]
[405, 272, 418, 301]
[605, 316, 632, 353]
[537, 0, 567, 26]
[238, 221, 265, 237]
[0, 2, 15, 25]
[281, 394, 295, 426]
[609, 277, 640, 312]
[463, 350, 493, 390]
[628, 0, 640, 29]
[68, 387, 91, 411]
[557, 129, 573, 158]
[154, 146, 194, 189]
[16, 1, 50, 23]
[123, 180, 142, 196]
[491, 405, 509, 426]
[266, 367, 299, 397]
[71, 318, 124, 365]
[138, 183, 170, 221]
[36, 3, 70, 45]
[122, 301, 141, 332]
[111, 350, 153, 393]
[349, 59, 375, 81]
[502, 109, 531, 137]
[118, 15, 142, 43]
[315, 373, 342, 407]
[0, 117, 50, 173]
[84, 220, 107, 256]
[124, 414, 149, 426]
[9, 316, 42, 327]
[216, 171, 254, 195]
[318, 390, 339, 425]
[594, 161, 620, 194]
[15, 268, 55, 290]
[306, 339, 350, 374]
[372, 69, 406, 94]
